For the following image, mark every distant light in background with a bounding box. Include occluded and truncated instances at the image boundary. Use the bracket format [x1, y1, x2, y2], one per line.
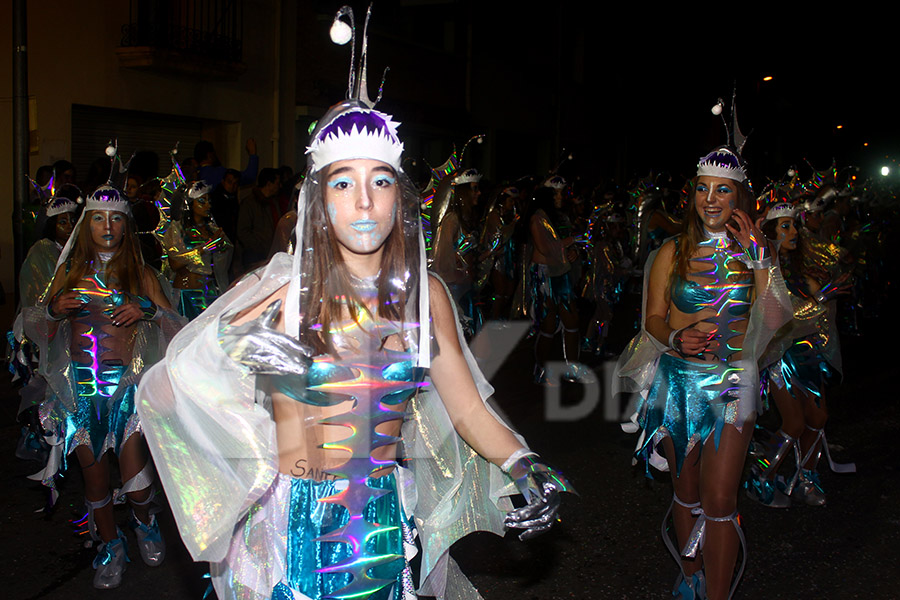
[864, 142, 869, 147]
[762, 76, 773, 82]
[881, 166, 890, 177]
[836, 124, 843, 130]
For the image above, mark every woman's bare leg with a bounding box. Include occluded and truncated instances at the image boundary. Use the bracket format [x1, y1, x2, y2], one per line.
[75, 446, 116, 542]
[662, 437, 703, 578]
[119, 434, 152, 524]
[699, 421, 755, 600]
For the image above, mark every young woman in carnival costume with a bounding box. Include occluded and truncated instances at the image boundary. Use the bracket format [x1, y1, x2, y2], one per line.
[18, 183, 83, 309]
[523, 180, 589, 383]
[10, 183, 82, 371]
[431, 155, 485, 335]
[21, 144, 185, 588]
[616, 125, 792, 597]
[476, 185, 520, 320]
[136, 7, 571, 600]
[163, 180, 234, 319]
[746, 203, 855, 508]
[580, 208, 630, 357]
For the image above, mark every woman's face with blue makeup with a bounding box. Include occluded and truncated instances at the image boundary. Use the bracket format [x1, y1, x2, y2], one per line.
[89, 210, 126, 251]
[776, 216, 799, 252]
[695, 176, 737, 232]
[323, 159, 398, 256]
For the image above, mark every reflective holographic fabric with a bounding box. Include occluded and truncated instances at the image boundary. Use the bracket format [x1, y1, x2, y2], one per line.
[69, 361, 139, 459]
[178, 288, 218, 321]
[137, 257, 518, 600]
[670, 274, 752, 316]
[529, 263, 574, 323]
[222, 474, 407, 600]
[616, 239, 792, 474]
[772, 341, 834, 403]
[637, 354, 749, 475]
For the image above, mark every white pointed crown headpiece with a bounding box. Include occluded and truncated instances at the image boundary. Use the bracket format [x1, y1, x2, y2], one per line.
[453, 167, 482, 185]
[764, 202, 798, 222]
[696, 146, 748, 183]
[46, 195, 80, 217]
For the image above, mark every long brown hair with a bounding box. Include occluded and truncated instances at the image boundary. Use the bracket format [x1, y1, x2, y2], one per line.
[60, 210, 147, 295]
[298, 169, 420, 356]
[671, 176, 756, 281]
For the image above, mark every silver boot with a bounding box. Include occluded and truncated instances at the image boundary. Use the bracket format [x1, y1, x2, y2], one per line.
[132, 512, 166, 566]
[93, 531, 129, 589]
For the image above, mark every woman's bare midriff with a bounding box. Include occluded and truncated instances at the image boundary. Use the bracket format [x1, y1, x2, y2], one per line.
[70, 303, 137, 366]
[231, 284, 413, 481]
[271, 391, 407, 480]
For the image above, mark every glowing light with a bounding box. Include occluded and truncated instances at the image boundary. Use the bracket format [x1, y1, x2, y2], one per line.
[762, 76, 773, 82]
[836, 125, 843, 130]
[881, 166, 890, 177]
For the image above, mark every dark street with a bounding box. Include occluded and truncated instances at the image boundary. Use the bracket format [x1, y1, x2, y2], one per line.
[3, 313, 898, 599]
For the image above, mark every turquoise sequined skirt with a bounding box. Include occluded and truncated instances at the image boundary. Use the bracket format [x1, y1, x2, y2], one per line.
[68, 361, 139, 459]
[177, 288, 219, 321]
[637, 354, 752, 475]
[215, 471, 411, 600]
[273, 474, 407, 600]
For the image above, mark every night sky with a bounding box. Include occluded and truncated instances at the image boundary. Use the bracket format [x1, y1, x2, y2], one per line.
[367, 3, 897, 188]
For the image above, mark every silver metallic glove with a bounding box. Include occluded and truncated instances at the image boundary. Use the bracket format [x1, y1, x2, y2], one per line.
[219, 299, 313, 377]
[503, 453, 575, 541]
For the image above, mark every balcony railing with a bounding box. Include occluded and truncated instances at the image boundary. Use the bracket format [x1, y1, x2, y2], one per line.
[118, 0, 244, 77]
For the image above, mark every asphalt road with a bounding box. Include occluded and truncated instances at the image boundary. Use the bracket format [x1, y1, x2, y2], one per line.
[3, 305, 898, 599]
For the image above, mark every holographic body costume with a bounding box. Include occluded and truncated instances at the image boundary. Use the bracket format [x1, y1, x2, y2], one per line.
[433, 211, 482, 335]
[137, 255, 521, 600]
[618, 232, 792, 475]
[221, 280, 425, 600]
[22, 261, 184, 491]
[478, 206, 518, 283]
[163, 221, 232, 320]
[526, 210, 573, 325]
[51, 270, 143, 461]
[764, 258, 841, 404]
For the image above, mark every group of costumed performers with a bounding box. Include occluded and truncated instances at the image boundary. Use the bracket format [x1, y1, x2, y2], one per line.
[616, 98, 793, 600]
[162, 180, 233, 320]
[745, 201, 856, 509]
[19, 144, 186, 589]
[135, 6, 572, 600]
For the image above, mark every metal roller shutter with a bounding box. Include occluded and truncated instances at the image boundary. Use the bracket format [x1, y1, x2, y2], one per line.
[71, 104, 204, 182]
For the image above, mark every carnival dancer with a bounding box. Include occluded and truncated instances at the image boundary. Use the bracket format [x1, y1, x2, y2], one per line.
[163, 180, 233, 320]
[18, 185, 82, 310]
[476, 185, 520, 320]
[9, 185, 83, 467]
[581, 209, 630, 357]
[136, 7, 571, 600]
[747, 203, 855, 508]
[21, 153, 184, 588]
[524, 185, 589, 383]
[617, 137, 791, 599]
[432, 165, 484, 335]
[636, 185, 682, 270]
